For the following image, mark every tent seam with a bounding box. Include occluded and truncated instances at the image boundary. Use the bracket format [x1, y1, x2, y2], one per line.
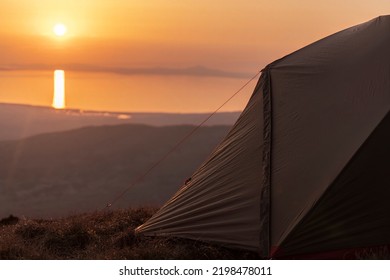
[260, 67, 272, 258]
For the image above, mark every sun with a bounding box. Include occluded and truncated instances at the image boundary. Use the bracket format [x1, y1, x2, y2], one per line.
[53, 23, 67, 36]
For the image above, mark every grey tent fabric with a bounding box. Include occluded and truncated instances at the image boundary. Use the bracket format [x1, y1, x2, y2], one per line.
[270, 15, 390, 249]
[276, 111, 390, 256]
[136, 16, 390, 258]
[136, 76, 264, 251]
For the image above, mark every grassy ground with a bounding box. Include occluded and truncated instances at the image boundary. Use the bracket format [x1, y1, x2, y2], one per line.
[0, 208, 259, 260]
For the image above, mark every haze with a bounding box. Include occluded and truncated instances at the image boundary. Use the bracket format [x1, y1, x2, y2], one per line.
[0, 0, 389, 112]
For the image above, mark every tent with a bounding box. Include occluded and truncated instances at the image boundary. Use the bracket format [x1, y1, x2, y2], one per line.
[135, 15, 390, 259]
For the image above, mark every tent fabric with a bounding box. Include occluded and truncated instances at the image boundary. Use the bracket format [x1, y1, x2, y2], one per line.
[136, 15, 390, 258]
[269, 15, 390, 249]
[274, 111, 390, 257]
[135, 76, 265, 251]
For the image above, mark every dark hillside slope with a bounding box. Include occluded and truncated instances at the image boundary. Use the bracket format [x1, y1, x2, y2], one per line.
[0, 124, 230, 218]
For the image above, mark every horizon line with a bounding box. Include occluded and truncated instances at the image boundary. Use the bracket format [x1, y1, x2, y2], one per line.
[0, 64, 254, 79]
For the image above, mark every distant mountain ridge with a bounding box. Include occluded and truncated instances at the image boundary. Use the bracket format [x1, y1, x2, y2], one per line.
[0, 123, 231, 218]
[0, 103, 240, 141]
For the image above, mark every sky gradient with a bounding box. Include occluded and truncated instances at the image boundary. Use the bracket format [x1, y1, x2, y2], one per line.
[0, 1, 389, 112]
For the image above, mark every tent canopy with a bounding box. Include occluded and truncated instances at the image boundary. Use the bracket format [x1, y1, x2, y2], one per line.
[136, 15, 390, 258]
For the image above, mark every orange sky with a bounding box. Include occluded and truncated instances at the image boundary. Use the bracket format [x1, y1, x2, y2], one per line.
[0, 1, 389, 112]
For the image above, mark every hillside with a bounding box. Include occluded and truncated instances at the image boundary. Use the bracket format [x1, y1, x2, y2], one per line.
[1, 208, 389, 260]
[0, 124, 231, 218]
[0, 103, 240, 140]
[0, 208, 259, 260]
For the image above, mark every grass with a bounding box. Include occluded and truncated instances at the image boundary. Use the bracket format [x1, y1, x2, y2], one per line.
[0, 208, 259, 260]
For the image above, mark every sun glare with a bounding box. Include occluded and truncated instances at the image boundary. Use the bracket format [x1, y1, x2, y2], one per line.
[53, 23, 67, 36]
[53, 70, 65, 109]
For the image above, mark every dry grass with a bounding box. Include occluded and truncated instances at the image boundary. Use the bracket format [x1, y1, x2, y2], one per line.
[0, 208, 258, 260]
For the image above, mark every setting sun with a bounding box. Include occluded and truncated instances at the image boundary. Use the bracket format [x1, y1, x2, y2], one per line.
[53, 70, 65, 109]
[53, 23, 67, 36]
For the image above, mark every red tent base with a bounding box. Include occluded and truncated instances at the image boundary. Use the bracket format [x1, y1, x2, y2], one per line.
[271, 245, 390, 260]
